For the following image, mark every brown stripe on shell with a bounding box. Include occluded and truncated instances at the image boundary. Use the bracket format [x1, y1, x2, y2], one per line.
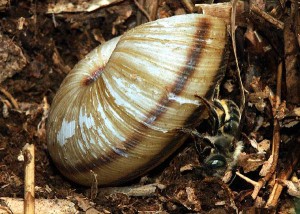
[55, 17, 215, 180]
[110, 41, 228, 186]
[82, 66, 105, 86]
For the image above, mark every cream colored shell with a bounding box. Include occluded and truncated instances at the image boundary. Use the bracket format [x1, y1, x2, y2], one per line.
[47, 14, 227, 186]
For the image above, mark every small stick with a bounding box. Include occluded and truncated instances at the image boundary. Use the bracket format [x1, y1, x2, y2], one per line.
[89, 170, 98, 200]
[231, 0, 246, 113]
[236, 171, 259, 187]
[133, 0, 152, 22]
[147, 0, 158, 21]
[135, 0, 158, 25]
[98, 183, 165, 197]
[0, 87, 19, 110]
[251, 63, 283, 199]
[250, 4, 284, 29]
[23, 144, 35, 214]
[181, 0, 195, 13]
[266, 137, 300, 208]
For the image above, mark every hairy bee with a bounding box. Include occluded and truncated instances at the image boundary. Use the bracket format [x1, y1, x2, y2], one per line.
[196, 98, 243, 181]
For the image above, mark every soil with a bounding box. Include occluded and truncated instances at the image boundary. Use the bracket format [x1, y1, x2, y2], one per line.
[0, 0, 300, 213]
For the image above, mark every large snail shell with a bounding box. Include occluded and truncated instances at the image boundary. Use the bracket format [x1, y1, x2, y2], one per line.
[47, 14, 227, 186]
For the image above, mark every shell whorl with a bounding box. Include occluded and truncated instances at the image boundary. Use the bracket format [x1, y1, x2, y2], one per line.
[47, 14, 227, 186]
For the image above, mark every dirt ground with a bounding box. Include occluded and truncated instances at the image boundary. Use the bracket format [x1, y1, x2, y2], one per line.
[0, 0, 300, 213]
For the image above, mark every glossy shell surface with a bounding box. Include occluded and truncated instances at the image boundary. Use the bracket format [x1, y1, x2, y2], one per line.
[47, 14, 227, 186]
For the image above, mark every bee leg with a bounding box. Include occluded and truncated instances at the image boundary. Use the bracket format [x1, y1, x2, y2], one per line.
[194, 95, 221, 135]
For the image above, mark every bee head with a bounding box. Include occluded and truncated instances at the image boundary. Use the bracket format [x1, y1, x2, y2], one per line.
[199, 135, 243, 180]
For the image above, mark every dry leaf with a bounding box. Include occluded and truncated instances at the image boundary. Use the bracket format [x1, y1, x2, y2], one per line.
[238, 152, 265, 173]
[257, 139, 270, 153]
[278, 179, 300, 198]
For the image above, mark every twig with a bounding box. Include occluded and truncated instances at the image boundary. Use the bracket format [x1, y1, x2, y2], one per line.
[274, 62, 282, 111]
[89, 170, 98, 200]
[147, 0, 158, 21]
[36, 96, 50, 139]
[133, 0, 152, 22]
[250, 4, 284, 29]
[23, 144, 35, 214]
[231, 0, 245, 113]
[180, 0, 195, 13]
[0, 87, 19, 110]
[251, 63, 283, 199]
[98, 183, 165, 197]
[236, 171, 259, 187]
[266, 136, 300, 208]
[284, 1, 300, 104]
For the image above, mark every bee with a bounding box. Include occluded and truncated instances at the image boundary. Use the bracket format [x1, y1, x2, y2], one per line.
[195, 98, 243, 181]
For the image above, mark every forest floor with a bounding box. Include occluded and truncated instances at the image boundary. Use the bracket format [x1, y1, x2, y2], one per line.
[0, 0, 300, 213]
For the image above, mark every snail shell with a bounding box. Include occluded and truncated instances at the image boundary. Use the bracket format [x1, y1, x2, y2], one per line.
[47, 14, 227, 186]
